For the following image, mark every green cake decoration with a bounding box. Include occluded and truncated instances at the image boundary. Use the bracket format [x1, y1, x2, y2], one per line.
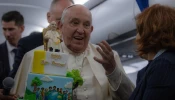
[66, 69, 83, 89]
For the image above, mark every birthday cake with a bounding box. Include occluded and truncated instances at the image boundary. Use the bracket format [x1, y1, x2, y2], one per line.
[23, 50, 74, 100]
[23, 21, 74, 100]
[22, 21, 83, 100]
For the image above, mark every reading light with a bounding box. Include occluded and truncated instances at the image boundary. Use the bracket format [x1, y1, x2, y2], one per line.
[74, 0, 89, 4]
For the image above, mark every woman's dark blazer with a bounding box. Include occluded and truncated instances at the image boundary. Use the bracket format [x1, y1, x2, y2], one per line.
[129, 49, 175, 100]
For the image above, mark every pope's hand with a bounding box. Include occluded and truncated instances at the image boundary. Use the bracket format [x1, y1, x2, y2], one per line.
[94, 41, 116, 75]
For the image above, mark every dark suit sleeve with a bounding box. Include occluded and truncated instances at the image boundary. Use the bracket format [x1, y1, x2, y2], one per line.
[0, 43, 10, 89]
[0, 61, 4, 88]
[142, 59, 175, 100]
[0, 45, 4, 88]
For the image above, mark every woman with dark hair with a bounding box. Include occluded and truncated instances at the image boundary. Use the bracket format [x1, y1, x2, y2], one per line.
[129, 4, 175, 100]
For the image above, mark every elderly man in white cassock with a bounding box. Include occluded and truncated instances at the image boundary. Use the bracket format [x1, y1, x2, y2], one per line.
[11, 4, 134, 100]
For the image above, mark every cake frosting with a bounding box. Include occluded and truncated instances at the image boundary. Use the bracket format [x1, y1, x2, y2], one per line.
[32, 50, 68, 76]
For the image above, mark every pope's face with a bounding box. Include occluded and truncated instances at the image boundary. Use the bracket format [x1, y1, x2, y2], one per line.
[60, 5, 93, 53]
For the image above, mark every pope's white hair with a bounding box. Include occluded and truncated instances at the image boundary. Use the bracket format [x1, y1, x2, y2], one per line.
[60, 4, 92, 24]
[60, 4, 77, 24]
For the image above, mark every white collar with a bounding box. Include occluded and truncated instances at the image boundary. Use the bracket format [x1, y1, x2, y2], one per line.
[6, 41, 16, 53]
[153, 49, 166, 60]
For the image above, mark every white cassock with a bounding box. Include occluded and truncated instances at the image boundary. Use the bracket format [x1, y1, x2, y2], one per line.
[11, 42, 134, 100]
